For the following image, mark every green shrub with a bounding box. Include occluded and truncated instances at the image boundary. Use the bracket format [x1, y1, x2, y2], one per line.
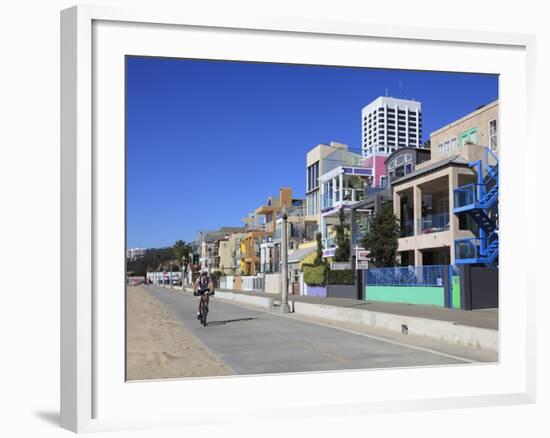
[303, 264, 327, 286]
[327, 269, 355, 285]
[210, 270, 223, 287]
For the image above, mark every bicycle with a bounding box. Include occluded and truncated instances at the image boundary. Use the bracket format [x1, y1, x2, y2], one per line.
[198, 290, 214, 327]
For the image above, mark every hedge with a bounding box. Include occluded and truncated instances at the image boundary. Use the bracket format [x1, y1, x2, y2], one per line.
[327, 269, 355, 285]
[303, 264, 327, 286]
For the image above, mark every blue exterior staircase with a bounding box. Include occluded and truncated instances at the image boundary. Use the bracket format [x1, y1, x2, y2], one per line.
[453, 147, 499, 265]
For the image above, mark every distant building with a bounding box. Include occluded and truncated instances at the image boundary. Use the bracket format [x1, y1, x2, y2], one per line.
[361, 96, 422, 158]
[241, 187, 304, 276]
[197, 227, 246, 271]
[126, 248, 146, 260]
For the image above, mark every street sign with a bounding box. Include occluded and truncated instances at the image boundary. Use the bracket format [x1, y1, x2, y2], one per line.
[356, 248, 369, 261]
[356, 260, 369, 270]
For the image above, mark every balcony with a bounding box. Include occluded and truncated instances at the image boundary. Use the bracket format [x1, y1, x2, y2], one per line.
[418, 212, 450, 234]
[455, 236, 498, 264]
[321, 188, 364, 211]
[454, 183, 478, 212]
[400, 219, 414, 237]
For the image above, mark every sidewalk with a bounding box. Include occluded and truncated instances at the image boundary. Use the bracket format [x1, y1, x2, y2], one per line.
[207, 287, 498, 331]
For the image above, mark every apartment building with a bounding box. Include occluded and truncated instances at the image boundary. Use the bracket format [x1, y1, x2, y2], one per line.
[430, 100, 498, 159]
[305, 142, 348, 239]
[362, 97, 423, 158]
[241, 187, 302, 276]
[392, 101, 499, 266]
[197, 227, 245, 271]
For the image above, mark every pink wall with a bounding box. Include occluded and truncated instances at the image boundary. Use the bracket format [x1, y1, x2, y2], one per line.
[361, 155, 388, 187]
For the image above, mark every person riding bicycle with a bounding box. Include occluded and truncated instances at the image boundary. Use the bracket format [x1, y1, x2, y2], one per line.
[194, 271, 214, 319]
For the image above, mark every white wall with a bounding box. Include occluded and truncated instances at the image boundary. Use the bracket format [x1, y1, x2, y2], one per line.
[264, 272, 282, 294]
[1, 1, 548, 437]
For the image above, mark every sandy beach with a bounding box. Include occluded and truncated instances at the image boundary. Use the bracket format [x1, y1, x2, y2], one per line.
[126, 286, 233, 380]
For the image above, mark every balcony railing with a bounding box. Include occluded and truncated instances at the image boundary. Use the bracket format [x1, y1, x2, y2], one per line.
[400, 219, 414, 237]
[418, 212, 450, 234]
[341, 188, 364, 203]
[321, 189, 364, 210]
[454, 183, 478, 210]
[455, 237, 479, 260]
[262, 262, 280, 273]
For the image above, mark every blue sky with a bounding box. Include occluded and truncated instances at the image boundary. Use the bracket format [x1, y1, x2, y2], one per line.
[126, 56, 498, 248]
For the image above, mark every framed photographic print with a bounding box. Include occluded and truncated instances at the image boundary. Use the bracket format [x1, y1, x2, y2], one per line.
[61, 4, 536, 433]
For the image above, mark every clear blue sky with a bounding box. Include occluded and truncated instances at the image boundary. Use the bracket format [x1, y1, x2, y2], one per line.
[126, 56, 498, 248]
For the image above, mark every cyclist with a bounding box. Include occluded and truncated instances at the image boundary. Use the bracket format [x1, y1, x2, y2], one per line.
[194, 271, 214, 320]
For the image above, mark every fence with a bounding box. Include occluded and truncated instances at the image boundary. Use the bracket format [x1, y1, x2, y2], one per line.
[241, 275, 264, 292]
[366, 265, 447, 287]
[364, 265, 448, 307]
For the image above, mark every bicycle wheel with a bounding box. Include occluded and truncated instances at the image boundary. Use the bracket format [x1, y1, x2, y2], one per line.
[199, 297, 205, 325]
[202, 301, 208, 326]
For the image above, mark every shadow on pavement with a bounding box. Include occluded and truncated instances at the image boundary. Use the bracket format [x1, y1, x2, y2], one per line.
[206, 317, 259, 326]
[34, 411, 59, 427]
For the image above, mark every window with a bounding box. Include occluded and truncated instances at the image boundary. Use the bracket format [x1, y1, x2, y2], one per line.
[306, 162, 319, 192]
[450, 137, 457, 151]
[404, 163, 413, 174]
[460, 127, 478, 146]
[489, 119, 498, 151]
[380, 176, 387, 188]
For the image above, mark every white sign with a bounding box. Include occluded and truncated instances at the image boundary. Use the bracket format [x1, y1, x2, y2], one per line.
[356, 248, 369, 261]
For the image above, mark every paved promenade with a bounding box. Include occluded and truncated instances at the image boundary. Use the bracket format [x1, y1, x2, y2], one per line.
[145, 286, 472, 376]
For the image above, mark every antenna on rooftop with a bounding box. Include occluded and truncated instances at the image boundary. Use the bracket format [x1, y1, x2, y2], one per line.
[385, 88, 388, 97]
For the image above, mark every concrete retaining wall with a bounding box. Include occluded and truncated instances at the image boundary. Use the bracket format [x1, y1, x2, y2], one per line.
[292, 301, 498, 353]
[327, 284, 357, 299]
[214, 290, 274, 309]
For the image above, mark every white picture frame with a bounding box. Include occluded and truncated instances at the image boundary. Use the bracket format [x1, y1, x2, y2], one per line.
[61, 4, 537, 433]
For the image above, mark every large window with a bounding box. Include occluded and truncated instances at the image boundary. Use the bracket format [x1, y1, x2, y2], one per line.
[489, 119, 498, 151]
[306, 162, 320, 192]
[306, 192, 319, 216]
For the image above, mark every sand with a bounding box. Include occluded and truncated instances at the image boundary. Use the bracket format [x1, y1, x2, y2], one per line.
[126, 286, 233, 380]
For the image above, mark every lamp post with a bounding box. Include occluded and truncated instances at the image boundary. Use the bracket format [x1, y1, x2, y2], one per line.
[280, 206, 290, 313]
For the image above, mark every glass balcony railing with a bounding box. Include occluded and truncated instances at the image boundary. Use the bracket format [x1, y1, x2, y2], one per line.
[454, 183, 477, 209]
[455, 237, 481, 260]
[418, 213, 450, 234]
[322, 189, 364, 209]
[262, 262, 280, 273]
[400, 219, 414, 237]
[341, 188, 364, 203]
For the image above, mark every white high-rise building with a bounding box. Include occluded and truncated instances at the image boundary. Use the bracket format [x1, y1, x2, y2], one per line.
[361, 97, 422, 158]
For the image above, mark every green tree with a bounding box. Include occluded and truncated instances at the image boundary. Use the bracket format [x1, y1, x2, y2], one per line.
[361, 203, 399, 267]
[313, 232, 324, 266]
[334, 208, 350, 262]
[173, 240, 191, 270]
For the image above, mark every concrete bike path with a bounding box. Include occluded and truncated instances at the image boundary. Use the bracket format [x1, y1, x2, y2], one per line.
[146, 286, 468, 375]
